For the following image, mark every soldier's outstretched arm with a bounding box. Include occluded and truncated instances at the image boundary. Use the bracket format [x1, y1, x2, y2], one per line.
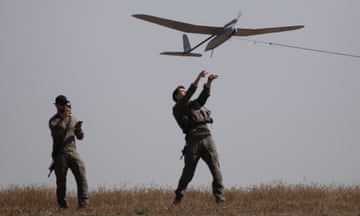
[179, 70, 208, 104]
[205, 73, 219, 89]
[193, 70, 208, 87]
[196, 73, 219, 106]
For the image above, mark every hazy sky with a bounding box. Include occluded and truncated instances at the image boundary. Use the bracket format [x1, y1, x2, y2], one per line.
[1, 0, 360, 190]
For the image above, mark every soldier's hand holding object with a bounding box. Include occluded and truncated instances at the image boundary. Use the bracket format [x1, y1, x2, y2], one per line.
[75, 121, 83, 130]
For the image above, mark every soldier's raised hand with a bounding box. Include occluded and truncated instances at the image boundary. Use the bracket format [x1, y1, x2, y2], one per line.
[199, 70, 208, 78]
[208, 74, 219, 81]
[194, 70, 208, 87]
[205, 73, 219, 89]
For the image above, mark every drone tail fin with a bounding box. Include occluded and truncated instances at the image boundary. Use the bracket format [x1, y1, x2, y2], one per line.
[183, 34, 191, 53]
[159, 34, 202, 57]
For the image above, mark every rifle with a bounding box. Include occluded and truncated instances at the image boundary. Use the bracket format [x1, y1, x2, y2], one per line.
[48, 161, 55, 177]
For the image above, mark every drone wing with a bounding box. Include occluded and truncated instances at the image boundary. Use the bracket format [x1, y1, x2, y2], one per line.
[133, 14, 224, 35]
[234, 25, 304, 36]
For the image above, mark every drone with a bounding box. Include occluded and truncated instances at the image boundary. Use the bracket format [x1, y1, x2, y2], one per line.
[133, 13, 304, 57]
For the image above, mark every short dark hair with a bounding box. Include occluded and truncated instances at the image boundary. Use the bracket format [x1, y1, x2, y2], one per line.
[172, 85, 185, 102]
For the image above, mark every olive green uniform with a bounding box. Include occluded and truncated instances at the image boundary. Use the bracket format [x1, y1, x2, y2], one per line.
[49, 114, 88, 208]
[173, 84, 225, 202]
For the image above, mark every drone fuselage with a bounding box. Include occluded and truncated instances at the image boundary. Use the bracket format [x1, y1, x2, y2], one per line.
[205, 27, 235, 51]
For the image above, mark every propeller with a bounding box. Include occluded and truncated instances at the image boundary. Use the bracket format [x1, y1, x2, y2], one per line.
[224, 11, 242, 29]
[233, 11, 242, 33]
[237, 11, 242, 20]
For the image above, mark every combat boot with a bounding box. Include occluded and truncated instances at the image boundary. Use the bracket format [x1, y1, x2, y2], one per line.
[173, 194, 183, 205]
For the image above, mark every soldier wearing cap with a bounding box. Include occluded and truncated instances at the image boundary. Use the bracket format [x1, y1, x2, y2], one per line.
[172, 70, 225, 204]
[49, 95, 89, 208]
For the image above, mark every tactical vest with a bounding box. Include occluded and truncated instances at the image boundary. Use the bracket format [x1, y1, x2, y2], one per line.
[181, 107, 213, 133]
[189, 108, 213, 125]
[51, 116, 76, 155]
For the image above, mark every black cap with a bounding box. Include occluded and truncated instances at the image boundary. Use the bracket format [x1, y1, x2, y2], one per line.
[55, 95, 70, 106]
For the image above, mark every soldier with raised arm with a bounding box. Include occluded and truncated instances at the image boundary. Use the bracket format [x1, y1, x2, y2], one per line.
[172, 70, 225, 204]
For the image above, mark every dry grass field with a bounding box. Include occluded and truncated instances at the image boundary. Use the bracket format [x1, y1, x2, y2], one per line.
[1, 183, 360, 216]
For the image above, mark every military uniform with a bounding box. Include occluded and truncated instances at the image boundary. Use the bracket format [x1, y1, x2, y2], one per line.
[173, 83, 225, 203]
[49, 113, 89, 208]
